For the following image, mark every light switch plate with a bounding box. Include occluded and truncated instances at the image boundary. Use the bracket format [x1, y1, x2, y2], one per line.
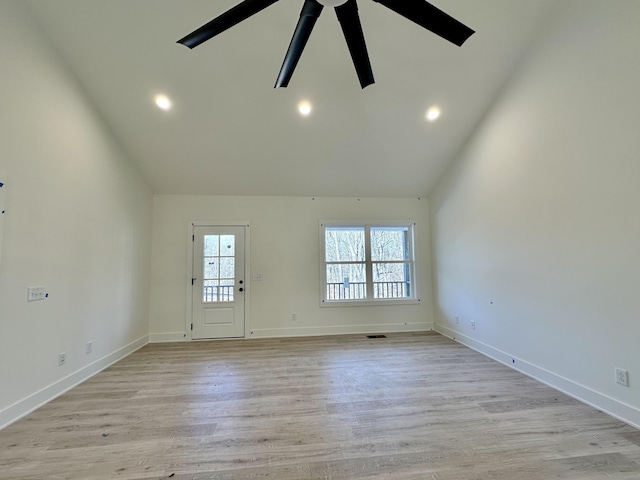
[28, 286, 46, 302]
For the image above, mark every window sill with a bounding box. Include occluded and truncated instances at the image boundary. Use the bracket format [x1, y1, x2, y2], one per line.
[320, 298, 421, 308]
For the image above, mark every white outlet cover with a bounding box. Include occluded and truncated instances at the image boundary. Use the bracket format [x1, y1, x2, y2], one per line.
[615, 368, 629, 387]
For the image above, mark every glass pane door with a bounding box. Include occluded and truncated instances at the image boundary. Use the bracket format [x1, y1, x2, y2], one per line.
[202, 234, 236, 302]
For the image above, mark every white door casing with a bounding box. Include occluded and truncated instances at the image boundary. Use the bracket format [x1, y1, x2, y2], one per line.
[191, 224, 246, 339]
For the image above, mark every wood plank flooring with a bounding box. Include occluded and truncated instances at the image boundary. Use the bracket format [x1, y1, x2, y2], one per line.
[1, 332, 638, 479]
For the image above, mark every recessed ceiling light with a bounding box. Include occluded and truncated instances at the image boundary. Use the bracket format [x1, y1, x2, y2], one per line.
[155, 94, 172, 111]
[298, 101, 312, 116]
[426, 106, 441, 122]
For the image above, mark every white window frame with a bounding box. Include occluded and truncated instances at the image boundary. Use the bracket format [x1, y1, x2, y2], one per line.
[319, 220, 420, 307]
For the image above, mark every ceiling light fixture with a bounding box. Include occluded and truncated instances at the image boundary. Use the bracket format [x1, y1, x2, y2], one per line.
[177, 0, 474, 89]
[155, 94, 172, 111]
[426, 106, 441, 122]
[298, 101, 312, 116]
[317, 0, 348, 7]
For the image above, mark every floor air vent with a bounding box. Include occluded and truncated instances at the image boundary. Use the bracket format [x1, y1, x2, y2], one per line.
[367, 335, 387, 339]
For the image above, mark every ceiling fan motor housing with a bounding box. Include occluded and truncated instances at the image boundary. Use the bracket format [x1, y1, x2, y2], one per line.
[318, 0, 349, 6]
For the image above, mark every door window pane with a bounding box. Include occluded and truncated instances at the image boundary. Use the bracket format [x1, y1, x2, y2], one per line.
[202, 234, 235, 303]
[219, 280, 234, 302]
[220, 258, 235, 279]
[220, 235, 235, 257]
[203, 280, 218, 302]
[204, 235, 219, 256]
[204, 258, 219, 279]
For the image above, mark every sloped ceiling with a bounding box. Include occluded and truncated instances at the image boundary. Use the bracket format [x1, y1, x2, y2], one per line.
[26, 0, 555, 197]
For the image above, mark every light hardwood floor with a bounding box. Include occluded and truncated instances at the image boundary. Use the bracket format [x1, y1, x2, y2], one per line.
[1, 332, 639, 479]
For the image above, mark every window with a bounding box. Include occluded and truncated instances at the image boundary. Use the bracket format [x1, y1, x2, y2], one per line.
[320, 222, 418, 305]
[202, 234, 236, 302]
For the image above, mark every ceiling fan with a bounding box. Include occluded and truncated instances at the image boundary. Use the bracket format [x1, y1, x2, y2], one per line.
[177, 0, 474, 88]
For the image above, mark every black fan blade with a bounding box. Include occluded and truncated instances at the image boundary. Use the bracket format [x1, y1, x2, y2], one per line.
[275, 0, 323, 88]
[178, 0, 280, 49]
[335, 0, 374, 89]
[372, 0, 474, 46]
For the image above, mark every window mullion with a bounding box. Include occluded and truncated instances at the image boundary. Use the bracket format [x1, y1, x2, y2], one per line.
[364, 226, 374, 299]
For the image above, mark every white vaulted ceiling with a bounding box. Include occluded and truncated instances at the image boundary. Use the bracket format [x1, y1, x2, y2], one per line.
[26, 0, 555, 197]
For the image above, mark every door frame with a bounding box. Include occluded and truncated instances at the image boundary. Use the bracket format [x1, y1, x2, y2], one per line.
[186, 220, 251, 341]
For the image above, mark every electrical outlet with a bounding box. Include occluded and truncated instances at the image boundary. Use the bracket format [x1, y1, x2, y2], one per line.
[455, 315, 460, 325]
[86, 341, 93, 354]
[470, 320, 476, 330]
[615, 368, 629, 387]
[291, 312, 297, 322]
[58, 352, 66, 366]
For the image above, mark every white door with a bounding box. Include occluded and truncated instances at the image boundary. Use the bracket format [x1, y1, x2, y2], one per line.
[192, 225, 245, 339]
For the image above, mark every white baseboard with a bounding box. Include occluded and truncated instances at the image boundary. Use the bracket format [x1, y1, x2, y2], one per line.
[0, 335, 149, 431]
[435, 324, 640, 430]
[149, 332, 186, 343]
[250, 322, 433, 339]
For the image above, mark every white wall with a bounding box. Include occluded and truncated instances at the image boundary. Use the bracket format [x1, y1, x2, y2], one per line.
[430, 0, 640, 427]
[149, 195, 433, 340]
[0, 1, 153, 428]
